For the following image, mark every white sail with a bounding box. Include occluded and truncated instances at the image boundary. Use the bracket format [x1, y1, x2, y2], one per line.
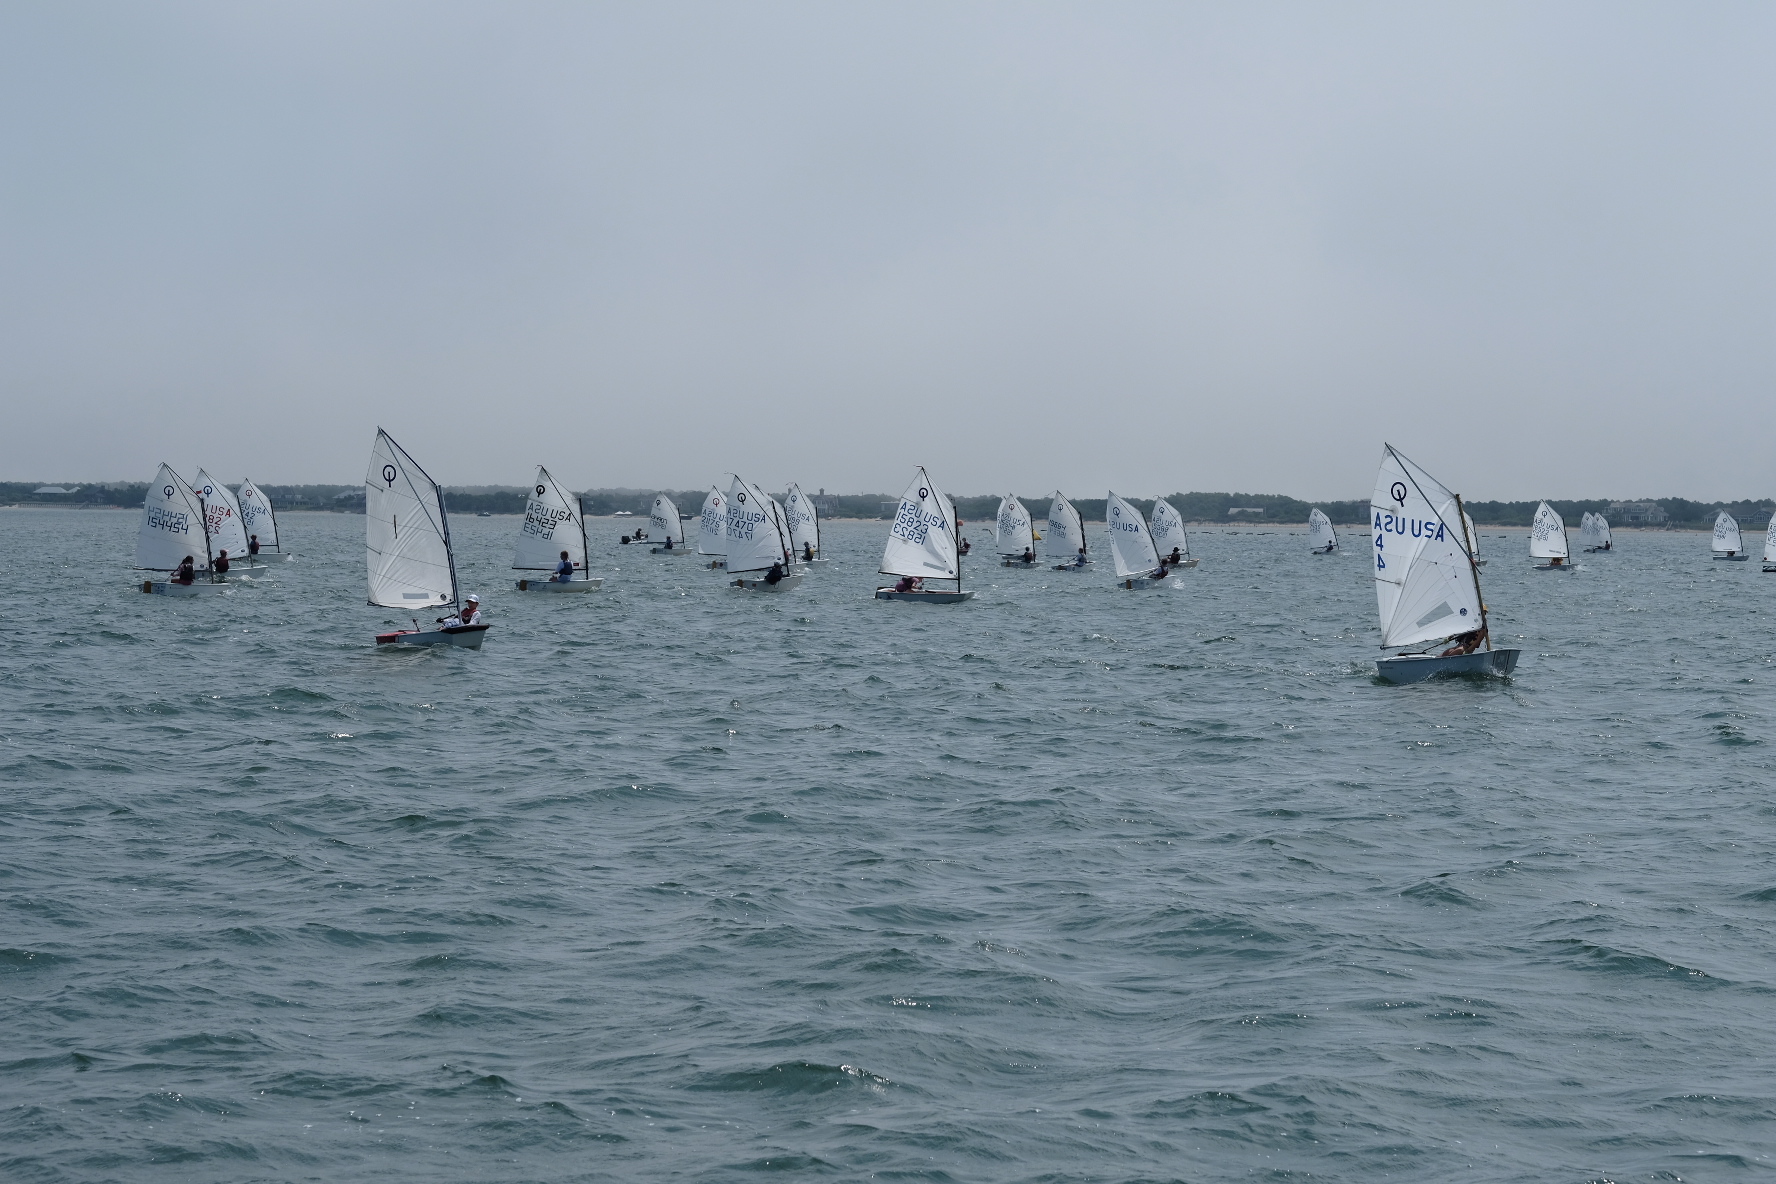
[1462, 510, 1481, 561]
[725, 476, 791, 574]
[784, 484, 820, 557]
[1371, 445, 1484, 649]
[236, 479, 283, 554]
[1105, 492, 1161, 578]
[995, 495, 1033, 556]
[1765, 512, 1776, 563]
[1576, 512, 1607, 549]
[366, 429, 457, 610]
[1150, 498, 1191, 559]
[512, 466, 586, 572]
[1046, 493, 1085, 561]
[1714, 510, 1743, 554]
[1307, 508, 1337, 551]
[193, 469, 250, 561]
[1529, 502, 1568, 560]
[1593, 514, 1611, 549]
[135, 464, 212, 572]
[698, 486, 727, 556]
[880, 468, 959, 581]
[650, 493, 686, 546]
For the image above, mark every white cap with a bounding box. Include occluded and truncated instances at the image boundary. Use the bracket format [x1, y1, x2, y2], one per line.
[466, 594, 480, 603]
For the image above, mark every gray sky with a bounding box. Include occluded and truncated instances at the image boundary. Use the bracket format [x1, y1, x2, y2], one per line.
[3, 2, 1772, 500]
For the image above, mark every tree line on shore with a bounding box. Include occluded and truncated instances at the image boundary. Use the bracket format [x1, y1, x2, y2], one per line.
[4, 481, 1771, 531]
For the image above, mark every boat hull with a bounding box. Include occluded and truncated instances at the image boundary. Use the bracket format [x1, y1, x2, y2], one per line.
[1118, 576, 1174, 589]
[514, 577, 604, 592]
[875, 588, 975, 603]
[142, 580, 230, 597]
[1001, 557, 1040, 568]
[731, 573, 805, 592]
[1532, 563, 1576, 571]
[1051, 562, 1092, 572]
[376, 625, 489, 649]
[1312, 546, 1337, 555]
[704, 558, 726, 570]
[1714, 554, 1751, 561]
[1376, 648, 1520, 684]
[1582, 546, 1612, 553]
[1764, 564, 1776, 573]
[649, 546, 690, 555]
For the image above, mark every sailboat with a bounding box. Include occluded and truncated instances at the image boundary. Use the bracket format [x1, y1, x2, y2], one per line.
[194, 469, 260, 573]
[1106, 492, 1172, 589]
[1308, 508, 1338, 554]
[1578, 512, 1613, 553]
[1371, 444, 1519, 683]
[698, 486, 728, 569]
[876, 467, 972, 603]
[725, 475, 804, 592]
[366, 429, 488, 648]
[1763, 512, 1776, 573]
[648, 493, 689, 555]
[1713, 511, 1749, 560]
[996, 495, 1037, 566]
[136, 464, 231, 596]
[512, 466, 602, 591]
[236, 480, 292, 560]
[784, 483, 825, 564]
[1046, 492, 1089, 570]
[1529, 502, 1574, 571]
[1463, 509, 1487, 567]
[1148, 498, 1199, 569]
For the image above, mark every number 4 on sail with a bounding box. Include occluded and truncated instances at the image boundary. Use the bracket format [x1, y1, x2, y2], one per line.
[1370, 444, 1519, 683]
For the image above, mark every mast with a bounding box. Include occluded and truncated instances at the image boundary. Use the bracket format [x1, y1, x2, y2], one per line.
[1455, 493, 1491, 651]
[198, 495, 217, 582]
[952, 474, 962, 593]
[578, 486, 589, 575]
[438, 476, 461, 610]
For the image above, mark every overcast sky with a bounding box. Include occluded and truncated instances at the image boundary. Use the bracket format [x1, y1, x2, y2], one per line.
[2, 2, 1772, 500]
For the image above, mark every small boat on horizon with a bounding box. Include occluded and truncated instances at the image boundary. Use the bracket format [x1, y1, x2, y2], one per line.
[1579, 512, 1613, 553]
[1047, 492, 1090, 571]
[1530, 502, 1576, 571]
[1308, 507, 1338, 554]
[698, 485, 727, 569]
[996, 494, 1037, 567]
[1106, 491, 1174, 589]
[648, 493, 690, 555]
[1713, 510, 1750, 560]
[136, 464, 232, 596]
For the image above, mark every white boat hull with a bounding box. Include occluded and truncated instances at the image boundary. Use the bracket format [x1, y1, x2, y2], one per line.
[731, 572, 805, 592]
[704, 558, 726, 570]
[1001, 556, 1040, 568]
[1376, 648, 1520, 684]
[376, 625, 489, 649]
[1532, 563, 1576, 571]
[875, 588, 974, 603]
[1052, 562, 1092, 572]
[1117, 576, 1173, 590]
[514, 576, 604, 592]
[1714, 554, 1751, 561]
[649, 546, 690, 555]
[1312, 546, 1337, 555]
[141, 580, 231, 597]
[1582, 546, 1612, 553]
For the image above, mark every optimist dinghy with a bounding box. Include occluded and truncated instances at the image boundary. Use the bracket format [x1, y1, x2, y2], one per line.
[1764, 512, 1776, 573]
[1713, 511, 1750, 560]
[1371, 444, 1519, 683]
[995, 495, 1038, 566]
[194, 470, 264, 574]
[513, 467, 602, 591]
[236, 479, 292, 561]
[648, 494, 689, 555]
[1308, 508, 1338, 554]
[1106, 492, 1174, 589]
[698, 486, 728, 569]
[1046, 492, 1091, 570]
[366, 429, 488, 648]
[1529, 502, 1575, 571]
[1148, 497, 1199, 569]
[876, 468, 973, 603]
[726, 476, 804, 592]
[1578, 512, 1613, 553]
[784, 484, 825, 565]
[136, 464, 232, 595]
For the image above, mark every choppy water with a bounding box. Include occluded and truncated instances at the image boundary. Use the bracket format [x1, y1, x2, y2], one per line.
[4, 509, 1775, 1183]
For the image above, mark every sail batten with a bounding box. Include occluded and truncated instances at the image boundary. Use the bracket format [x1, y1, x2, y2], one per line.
[1105, 492, 1161, 578]
[880, 468, 959, 580]
[1371, 445, 1484, 649]
[367, 429, 457, 609]
[136, 464, 212, 572]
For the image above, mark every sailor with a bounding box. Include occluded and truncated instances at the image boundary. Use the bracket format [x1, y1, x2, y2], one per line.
[248, 534, 261, 558]
[662, 535, 674, 550]
[960, 537, 971, 555]
[214, 549, 231, 575]
[551, 550, 575, 582]
[1075, 546, 1088, 567]
[763, 560, 785, 586]
[1549, 555, 1565, 566]
[802, 541, 814, 562]
[439, 594, 484, 629]
[1022, 547, 1035, 564]
[173, 555, 197, 585]
[1153, 562, 1168, 579]
[893, 575, 921, 593]
[1439, 628, 1486, 657]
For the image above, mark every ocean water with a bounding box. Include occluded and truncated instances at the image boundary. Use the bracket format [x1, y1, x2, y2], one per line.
[4, 509, 1775, 1183]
